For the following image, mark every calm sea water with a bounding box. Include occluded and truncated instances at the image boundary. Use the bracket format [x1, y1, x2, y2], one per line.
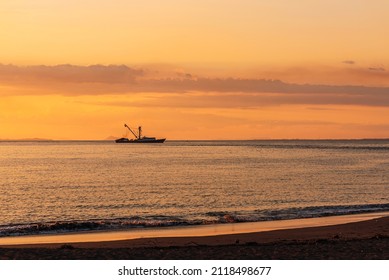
[1, 140, 389, 236]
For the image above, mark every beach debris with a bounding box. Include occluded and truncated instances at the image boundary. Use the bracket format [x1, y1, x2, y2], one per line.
[59, 244, 74, 250]
[223, 214, 236, 223]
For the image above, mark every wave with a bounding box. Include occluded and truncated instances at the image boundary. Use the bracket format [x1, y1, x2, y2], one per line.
[0, 216, 207, 237]
[165, 140, 389, 150]
[181, 140, 389, 150]
[253, 143, 389, 151]
[1, 203, 389, 237]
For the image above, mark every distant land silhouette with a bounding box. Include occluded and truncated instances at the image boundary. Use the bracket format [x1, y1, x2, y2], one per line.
[0, 138, 53, 141]
[105, 136, 119, 140]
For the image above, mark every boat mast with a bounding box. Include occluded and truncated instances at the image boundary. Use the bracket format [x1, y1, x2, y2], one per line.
[138, 126, 142, 139]
[124, 124, 139, 139]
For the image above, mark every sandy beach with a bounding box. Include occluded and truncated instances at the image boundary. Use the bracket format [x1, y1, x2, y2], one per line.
[1, 212, 388, 259]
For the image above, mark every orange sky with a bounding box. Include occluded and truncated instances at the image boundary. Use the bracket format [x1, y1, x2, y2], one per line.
[1, 0, 389, 140]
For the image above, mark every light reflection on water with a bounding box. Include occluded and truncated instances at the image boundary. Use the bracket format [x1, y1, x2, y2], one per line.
[0, 140, 389, 233]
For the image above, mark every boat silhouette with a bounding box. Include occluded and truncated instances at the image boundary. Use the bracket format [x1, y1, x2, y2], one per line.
[115, 124, 166, 143]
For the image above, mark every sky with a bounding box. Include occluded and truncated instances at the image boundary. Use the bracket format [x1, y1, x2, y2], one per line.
[1, 0, 389, 140]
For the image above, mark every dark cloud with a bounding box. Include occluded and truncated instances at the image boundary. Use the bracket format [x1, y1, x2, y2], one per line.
[86, 91, 389, 109]
[342, 60, 355, 65]
[140, 77, 389, 96]
[0, 63, 144, 84]
[1, 63, 389, 107]
[368, 67, 386, 72]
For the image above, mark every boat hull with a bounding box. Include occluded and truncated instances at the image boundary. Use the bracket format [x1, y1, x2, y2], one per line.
[115, 138, 166, 143]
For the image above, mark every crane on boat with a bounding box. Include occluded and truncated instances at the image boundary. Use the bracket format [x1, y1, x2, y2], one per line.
[124, 124, 139, 139]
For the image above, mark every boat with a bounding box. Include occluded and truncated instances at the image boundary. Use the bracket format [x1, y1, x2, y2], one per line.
[115, 124, 166, 143]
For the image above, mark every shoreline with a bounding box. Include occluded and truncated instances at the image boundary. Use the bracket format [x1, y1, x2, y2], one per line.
[1, 213, 388, 259]
[1, 211, 388, 248]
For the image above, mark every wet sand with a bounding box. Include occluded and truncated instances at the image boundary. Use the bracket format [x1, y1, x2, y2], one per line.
[1, 212, 389, 259]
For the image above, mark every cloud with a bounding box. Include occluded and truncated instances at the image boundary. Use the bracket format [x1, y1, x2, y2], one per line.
[1, 63, 389, 107]
[84, 90, 389, 109]
[0, 63, 144, 84]
[342, 60, 355, 65]
[368, 67, 386, 72]
[140, 77, 389, 96]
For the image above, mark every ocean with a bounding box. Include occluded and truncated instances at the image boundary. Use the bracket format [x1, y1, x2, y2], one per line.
[1, 140, 389, 237]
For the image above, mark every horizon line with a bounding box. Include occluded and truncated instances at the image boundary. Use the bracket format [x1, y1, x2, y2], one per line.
[1, 138, 389, 142]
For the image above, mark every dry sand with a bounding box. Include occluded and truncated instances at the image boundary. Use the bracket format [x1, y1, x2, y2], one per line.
[1, 212, 388, 259]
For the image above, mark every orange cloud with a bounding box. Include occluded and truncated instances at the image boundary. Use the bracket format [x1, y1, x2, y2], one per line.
[0, 64, 143, 85]
[2, 63, 389, 108]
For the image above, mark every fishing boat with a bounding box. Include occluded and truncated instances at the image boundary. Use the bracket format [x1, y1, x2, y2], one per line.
[115, 124, 166, 143]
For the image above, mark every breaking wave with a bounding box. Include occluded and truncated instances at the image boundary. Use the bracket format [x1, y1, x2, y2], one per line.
[1, 203, 388, 237]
